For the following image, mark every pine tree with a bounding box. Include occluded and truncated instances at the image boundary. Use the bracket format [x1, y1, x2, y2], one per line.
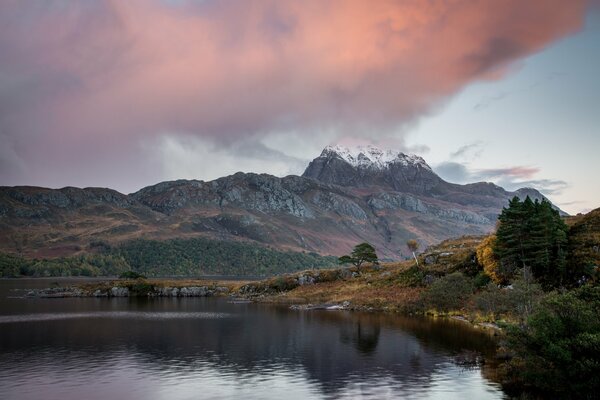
[338, 243, 379, 268]
[494, 196, 527, 279]
[493, 196, 569, 288]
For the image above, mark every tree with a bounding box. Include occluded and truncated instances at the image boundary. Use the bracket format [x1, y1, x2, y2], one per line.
[494, 196, 569, 288]
[406, 240, 419, 266]
[476, 235, 505, 284]
[338, 242, 379, 268]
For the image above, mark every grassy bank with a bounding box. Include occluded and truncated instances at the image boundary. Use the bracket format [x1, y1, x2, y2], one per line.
[237, 237, 507, 322]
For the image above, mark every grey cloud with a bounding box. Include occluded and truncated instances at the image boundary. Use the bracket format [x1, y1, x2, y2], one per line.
[449, 142, 485, 160]
[433, 161, 472, 183]
[433, 160, 568, 196]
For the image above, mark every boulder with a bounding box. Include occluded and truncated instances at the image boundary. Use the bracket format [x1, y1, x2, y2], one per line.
[110, 287, 129, 297]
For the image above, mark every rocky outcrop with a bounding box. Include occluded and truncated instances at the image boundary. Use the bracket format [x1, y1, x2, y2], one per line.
[367, 193, 490, 225]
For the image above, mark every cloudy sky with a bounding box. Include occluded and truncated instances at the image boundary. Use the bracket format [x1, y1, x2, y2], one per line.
[0, 0, 598, 214]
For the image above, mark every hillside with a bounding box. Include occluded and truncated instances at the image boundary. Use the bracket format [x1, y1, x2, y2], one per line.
[0, 145, 561, 263]
[566, 207, 600, 276]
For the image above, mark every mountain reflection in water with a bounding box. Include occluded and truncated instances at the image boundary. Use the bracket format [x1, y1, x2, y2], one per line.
[0, 279, 505, 399]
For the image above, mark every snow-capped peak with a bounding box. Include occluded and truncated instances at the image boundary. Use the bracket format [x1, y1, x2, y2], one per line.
[322, 145, 432, 171]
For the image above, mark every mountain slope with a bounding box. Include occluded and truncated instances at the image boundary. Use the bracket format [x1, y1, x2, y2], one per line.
[0, 145, 563, 260]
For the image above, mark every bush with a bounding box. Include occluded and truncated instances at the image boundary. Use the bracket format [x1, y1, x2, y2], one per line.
[473, 271, 491, 288]
[500, 285, 600, 398]
[119, 271, 146, 279]
[269, 276, 299, 292]
[396, 265, 426, 287]
[422, 272, 474, 312]
[475, 271, 544, 322]
[127, 281, 155, 295]
[475, 283, 511, 317]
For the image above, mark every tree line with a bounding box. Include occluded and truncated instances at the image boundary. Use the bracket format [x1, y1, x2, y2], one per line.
[0, 238, 338, 278]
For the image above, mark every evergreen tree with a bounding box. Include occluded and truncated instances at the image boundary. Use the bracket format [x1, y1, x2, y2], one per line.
[494, 196, 528, 280]
[338, 243, 379, 268]
[494, 196, 569, 287]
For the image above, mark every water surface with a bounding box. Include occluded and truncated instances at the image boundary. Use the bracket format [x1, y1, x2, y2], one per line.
[0, 279, 506, 399]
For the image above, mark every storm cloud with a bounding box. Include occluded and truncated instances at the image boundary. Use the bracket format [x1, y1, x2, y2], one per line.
[0, 0, 591, 191]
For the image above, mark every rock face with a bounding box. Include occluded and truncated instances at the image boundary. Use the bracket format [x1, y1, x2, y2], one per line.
[0, 145, 564, 260]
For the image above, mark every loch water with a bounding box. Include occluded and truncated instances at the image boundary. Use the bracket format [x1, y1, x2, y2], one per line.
[0, 279, 506, 399]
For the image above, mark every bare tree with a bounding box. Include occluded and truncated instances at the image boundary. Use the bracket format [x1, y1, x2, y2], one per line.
[406, 240, 419, 267]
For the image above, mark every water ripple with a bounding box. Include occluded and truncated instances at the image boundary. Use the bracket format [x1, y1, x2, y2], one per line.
[0, 311, 231, 323]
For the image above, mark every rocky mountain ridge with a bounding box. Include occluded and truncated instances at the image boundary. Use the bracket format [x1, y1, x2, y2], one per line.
[0, 145, 561, 260]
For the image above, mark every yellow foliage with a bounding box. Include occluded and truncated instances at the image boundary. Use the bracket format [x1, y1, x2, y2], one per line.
[476, 235, 502, 284]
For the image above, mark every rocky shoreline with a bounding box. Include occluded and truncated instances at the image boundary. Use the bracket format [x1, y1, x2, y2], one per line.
[25, 284, 231, 298]
[22, 279, 502, 334]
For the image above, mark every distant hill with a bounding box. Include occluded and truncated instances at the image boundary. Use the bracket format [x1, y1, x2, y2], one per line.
[0, 145, 563, 263]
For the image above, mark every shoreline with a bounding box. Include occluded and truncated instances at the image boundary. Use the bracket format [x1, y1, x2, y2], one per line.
[19, 276, 503, 335]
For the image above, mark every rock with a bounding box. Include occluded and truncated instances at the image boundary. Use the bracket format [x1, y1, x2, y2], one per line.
[93, 289, 108, 297]
[298, 275, 315, 286]
[179, 286, 208, 297]
[156, 286, 180, 297]
[424, 255, 437, 265]
[110, 287, 129, 297]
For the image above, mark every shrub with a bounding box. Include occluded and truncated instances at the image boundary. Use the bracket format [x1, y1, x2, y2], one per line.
[475, 283, 511, 317]
[269, 276, 299, 292]
[422, 272, 474, 312]
[500, 285, 600, 398]
[128, 281, 154, 295]
[473, 271, 492, 288]
[119, 271, 146, 279]
[396, 265, 426, 287]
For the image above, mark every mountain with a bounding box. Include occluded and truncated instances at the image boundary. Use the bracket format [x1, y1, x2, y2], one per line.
[303, 145, 440, 193]
[0, 145, 562, 260]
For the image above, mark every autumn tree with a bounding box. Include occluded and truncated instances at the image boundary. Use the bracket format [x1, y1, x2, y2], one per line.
[406, 240, 419, 266]
[476, 235, 504, 284]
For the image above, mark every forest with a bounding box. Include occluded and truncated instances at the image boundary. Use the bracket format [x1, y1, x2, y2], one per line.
[0, 237, 337, 278]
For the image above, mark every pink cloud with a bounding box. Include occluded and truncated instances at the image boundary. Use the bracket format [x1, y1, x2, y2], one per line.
[0, 0, 591, 189]
[478, 166, 541, 180]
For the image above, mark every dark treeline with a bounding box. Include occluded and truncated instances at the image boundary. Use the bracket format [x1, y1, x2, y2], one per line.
[114, 238, 337, 277]
[0, 238, 337, 278]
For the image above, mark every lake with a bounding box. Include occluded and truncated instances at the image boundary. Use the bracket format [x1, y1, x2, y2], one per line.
[0, 279, 506, 399]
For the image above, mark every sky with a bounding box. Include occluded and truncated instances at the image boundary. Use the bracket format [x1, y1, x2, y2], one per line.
[0, 0, 598, 214]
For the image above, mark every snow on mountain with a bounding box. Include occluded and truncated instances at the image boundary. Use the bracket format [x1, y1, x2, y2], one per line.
[322, 145, 432, 171]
